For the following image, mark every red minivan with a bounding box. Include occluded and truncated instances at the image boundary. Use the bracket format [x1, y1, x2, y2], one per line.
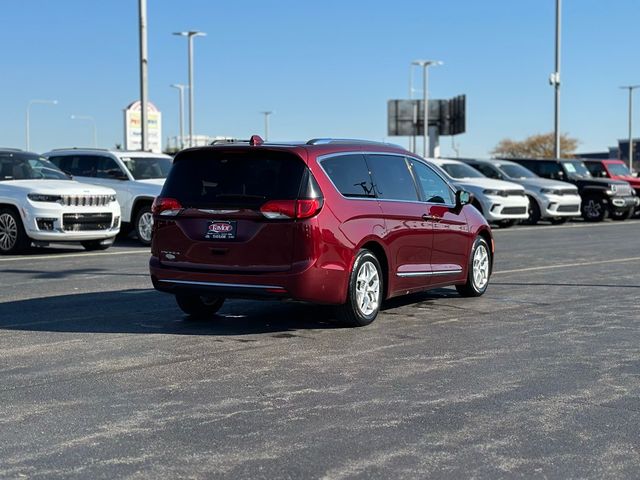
[149, 137, 493, 326]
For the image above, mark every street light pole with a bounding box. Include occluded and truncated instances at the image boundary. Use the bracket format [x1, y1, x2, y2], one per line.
[71, 115, 97, 147]
[260, 111, 273, 140]
[553, 0, 562, 158]
[139, 0, 149, 151]
[409, 63, 417, 154]
[620, 85, 640, 172]
[173, 31, 206, 148]
[412, 60, 442, 157]
[170, 84, 187, 149]
[26, 99, 58, 151]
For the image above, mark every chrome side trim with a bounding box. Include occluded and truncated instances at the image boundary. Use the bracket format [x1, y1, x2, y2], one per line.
[396, 268, 463, 278]
[158, 279, 284, 290]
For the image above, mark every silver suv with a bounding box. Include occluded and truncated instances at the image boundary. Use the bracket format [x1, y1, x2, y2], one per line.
[44, 149, 173, 244]
[459, 158, 581, 224]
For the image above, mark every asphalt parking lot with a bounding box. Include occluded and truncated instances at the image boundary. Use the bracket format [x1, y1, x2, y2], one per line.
[1, 221, 639, 479]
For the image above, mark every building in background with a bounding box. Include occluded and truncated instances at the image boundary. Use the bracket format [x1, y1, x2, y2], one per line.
[124, 101, 162, 153]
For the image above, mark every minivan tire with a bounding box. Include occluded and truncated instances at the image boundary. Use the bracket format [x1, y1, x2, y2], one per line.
[176, 294, 225, 318]
[524, 196, 541, 225]
[456, 236, 491, 297]
[336, 249, 383, 327]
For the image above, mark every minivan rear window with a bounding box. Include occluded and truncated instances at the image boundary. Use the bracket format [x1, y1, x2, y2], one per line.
[162, 150, 306, 208]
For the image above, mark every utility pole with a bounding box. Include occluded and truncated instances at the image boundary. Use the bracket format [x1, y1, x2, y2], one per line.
[139, 0, 149, 151]
[170, 84, 187, 149]
[553, 0, 561, 158]
[412, 60, 442, 157]
[620, 85, 640, 171]
[261, 111, 273, 140]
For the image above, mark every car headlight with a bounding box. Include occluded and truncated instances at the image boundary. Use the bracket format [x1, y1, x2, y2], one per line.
[540, 188, 560, 195]
[27, 193, 63, 202]
[608, 184, 618, 194]
[482, 189, 500, 196]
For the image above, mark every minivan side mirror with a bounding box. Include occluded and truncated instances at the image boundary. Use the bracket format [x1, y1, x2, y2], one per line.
[456, 190, 472, 208]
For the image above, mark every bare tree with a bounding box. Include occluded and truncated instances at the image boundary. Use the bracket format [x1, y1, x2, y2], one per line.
[492, 132, 579, 158]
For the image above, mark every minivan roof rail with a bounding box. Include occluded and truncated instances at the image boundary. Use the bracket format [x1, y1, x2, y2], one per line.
[306, 138, 403, 148]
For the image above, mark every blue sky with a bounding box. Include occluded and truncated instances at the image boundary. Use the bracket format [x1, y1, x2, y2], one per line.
[2, 0, 639, 157]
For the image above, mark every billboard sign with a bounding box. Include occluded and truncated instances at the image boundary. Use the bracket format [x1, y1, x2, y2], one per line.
[124, 101, 162, 153]
[387, 95, 466, 137]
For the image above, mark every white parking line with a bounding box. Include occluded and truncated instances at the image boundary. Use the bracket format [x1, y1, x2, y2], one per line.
[494, 221, 640, 234]
[0, 249, 149, 263]
[495, 256, 640, 275]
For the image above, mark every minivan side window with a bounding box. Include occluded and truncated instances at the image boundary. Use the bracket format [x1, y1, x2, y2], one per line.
[321, 154, 375, 198]
[410, 160, 455, 204]
[365, 155, 419, 201]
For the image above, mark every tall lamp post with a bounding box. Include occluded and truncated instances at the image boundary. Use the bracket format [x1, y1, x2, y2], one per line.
[550, 0, 562, 158]
[170, 84, 187, 149]
[139, 0, 149, 151]
[412, 60, 442, 157]
[620, 85, 640, 172]
[260, 111, 273, 141]
[26, 99, 58, 151]
[71, 115, 97, 147]
[173, 30, 206, 148]
[409, 63, 420, 153]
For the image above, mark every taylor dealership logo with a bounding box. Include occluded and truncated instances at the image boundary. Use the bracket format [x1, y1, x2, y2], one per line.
[209, 222, 233, 233]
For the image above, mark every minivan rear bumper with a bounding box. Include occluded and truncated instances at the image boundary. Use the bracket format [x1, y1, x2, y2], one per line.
[149, 256, 349, 305]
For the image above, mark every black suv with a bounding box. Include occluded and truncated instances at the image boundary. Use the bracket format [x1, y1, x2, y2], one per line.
[507, 158, 637, 221]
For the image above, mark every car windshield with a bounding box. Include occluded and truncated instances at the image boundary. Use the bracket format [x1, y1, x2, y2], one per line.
[0, 153, 69, 181]
[608, 163, 632, 177]
[439, 163, 484, 179]
[120, 156, 172, 180]
[561, 160, 592, 178]
[499, 163, 538, 179]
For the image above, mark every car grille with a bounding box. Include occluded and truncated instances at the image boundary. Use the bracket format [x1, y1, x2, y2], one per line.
[558, 190, 578, 196]
[557, 204, 579, 212]
[502, 206, 527, 215]
[62, 213, 113, 231]
[504, 190, 525, 196]
[61, 195, 112, 207]
[614, 184, 633, 196]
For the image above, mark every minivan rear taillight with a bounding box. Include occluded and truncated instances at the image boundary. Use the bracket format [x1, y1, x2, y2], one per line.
[152, 197, 182, 216]
[260, 198, 323, 220]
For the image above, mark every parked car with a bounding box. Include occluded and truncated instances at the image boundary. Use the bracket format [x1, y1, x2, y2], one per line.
[429, 158, 529, 228]
[456, 158, 581, 224]
[44, 149, 173, 245]
[583, 159, 640, 217]
[0, 149, 120, 254]
[149, 136, 494, 326]
[507, 158, 638, 222]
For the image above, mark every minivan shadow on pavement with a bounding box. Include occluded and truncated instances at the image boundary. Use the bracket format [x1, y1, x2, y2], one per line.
[0, 288, 459, 336]
[0, 290, 344, 336]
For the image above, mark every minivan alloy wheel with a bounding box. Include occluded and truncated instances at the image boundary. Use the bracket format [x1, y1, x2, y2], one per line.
[472, 244, 490, 290]
[0, 213, 18, 251]
[355, 260, 380, 316]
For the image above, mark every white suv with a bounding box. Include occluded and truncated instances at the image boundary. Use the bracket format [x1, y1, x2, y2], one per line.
[0, 149, 120, 254]
[459, 158, 581, 224]
[44, 149, 173, 245]
[430, 158, 530, 227]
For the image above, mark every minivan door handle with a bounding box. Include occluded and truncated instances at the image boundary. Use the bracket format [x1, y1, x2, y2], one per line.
[422, 214, 441, 222]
